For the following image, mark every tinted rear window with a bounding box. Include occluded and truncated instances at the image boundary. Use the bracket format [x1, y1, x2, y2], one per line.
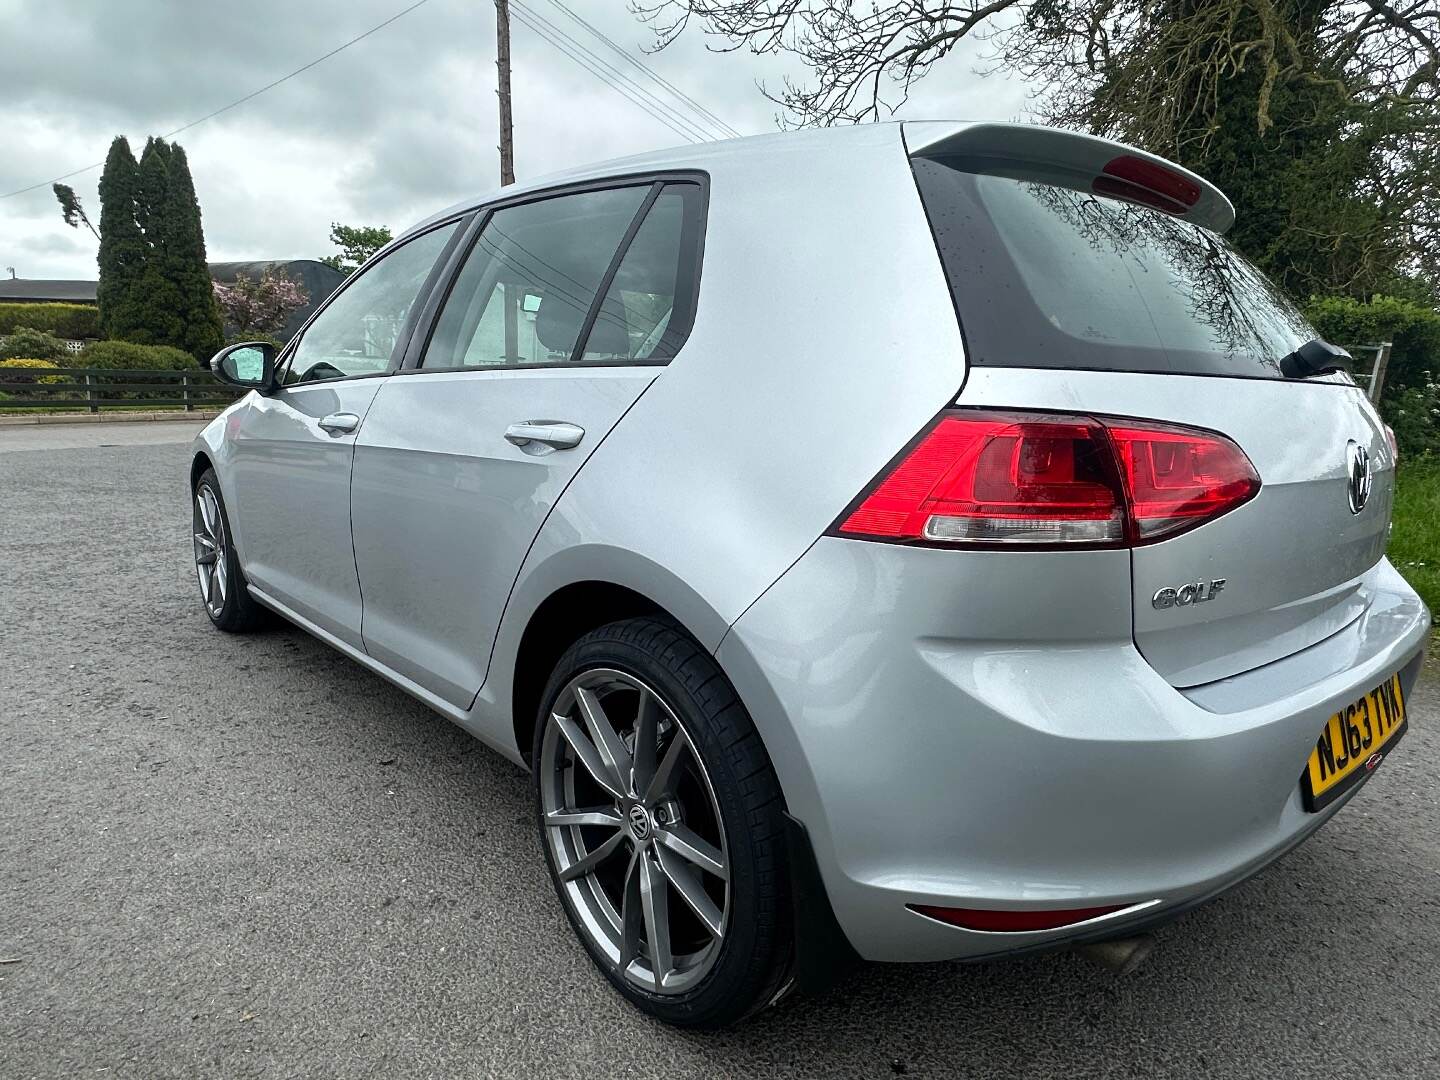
[912, 156, 1315, 379]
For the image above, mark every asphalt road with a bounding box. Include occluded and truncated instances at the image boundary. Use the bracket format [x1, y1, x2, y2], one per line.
[3, 423, 1439, 1079]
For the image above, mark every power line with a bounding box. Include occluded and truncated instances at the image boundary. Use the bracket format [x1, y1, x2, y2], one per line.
[509, 1, 709, 143]
[509, 0, 715, 145]
[541, 0, 741, 139]
[0, 0, 432, 200]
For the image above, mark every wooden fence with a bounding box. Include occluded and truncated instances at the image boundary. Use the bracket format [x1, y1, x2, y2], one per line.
[0, 367, 245, 413]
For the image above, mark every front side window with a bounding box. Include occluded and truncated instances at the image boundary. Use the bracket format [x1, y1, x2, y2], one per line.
[283, 221, 458, 384]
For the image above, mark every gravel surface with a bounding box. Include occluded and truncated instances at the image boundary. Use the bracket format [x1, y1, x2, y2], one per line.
[3, 430, 1438, 1079]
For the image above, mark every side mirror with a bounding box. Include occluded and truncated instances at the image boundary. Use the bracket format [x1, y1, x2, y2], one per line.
[210, 341, 277, 391]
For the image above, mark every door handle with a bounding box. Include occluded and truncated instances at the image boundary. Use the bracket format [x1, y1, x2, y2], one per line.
[505, 421, 585, 454]
[318, 412, 360, 435]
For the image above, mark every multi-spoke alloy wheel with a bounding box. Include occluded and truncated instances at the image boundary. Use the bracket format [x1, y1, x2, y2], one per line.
[539, 668, 730, 995]
[534, 617, 793, 1027]
[193, 482, 229, 620]
[191, 468, 267, 633]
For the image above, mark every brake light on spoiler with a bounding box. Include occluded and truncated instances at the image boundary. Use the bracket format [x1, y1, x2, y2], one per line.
[1094, 155, 1202, 216]
[833, 410, 1260, 548]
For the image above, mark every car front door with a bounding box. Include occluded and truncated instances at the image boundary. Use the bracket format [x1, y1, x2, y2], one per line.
[226, 220, 462, 647]
[350, 179, 705, 707]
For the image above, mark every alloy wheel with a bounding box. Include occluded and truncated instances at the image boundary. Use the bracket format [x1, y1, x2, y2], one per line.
[539, 668, 730, 995]
[193, 484, 228, 619]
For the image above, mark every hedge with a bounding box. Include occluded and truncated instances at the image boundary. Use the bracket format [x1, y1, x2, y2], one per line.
[77, 339, 199, 370]
[1302, 295, 1440, 393]
[0, 303, 100, 340]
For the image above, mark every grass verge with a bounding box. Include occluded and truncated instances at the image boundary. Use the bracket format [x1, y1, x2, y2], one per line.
[1390, 456, 1440, 626]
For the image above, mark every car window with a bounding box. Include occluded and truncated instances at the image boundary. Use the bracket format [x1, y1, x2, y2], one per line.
[422, 186, 649, 369]
[581, 186, 694, 363]
[910, 158, 1314, 378]
[283, 222, 458, 385]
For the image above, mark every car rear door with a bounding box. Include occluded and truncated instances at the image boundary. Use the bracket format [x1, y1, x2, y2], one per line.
[350, 178, 705, 707]
[225, 220, 461, 647]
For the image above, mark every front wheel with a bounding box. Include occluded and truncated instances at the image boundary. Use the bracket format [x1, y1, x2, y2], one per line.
[533, 617, 792, 1027]
[192, 468, 268, 632]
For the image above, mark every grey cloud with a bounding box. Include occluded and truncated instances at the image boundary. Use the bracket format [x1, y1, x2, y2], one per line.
[1, 0, 1029, 278]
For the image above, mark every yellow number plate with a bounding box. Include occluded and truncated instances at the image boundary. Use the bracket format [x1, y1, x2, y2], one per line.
[1302, 673, 1407, 811]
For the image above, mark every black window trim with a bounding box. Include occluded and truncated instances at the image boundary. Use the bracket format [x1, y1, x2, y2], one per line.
[397, 168, 710, 375]
[273, 213, 472, 390]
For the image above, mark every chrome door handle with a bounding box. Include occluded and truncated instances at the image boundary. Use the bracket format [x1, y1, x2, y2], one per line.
[318, 412, 360, 435]
[505, 421, 585, 454]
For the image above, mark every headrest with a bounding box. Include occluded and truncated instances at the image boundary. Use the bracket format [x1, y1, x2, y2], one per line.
[535, 293, 630, 358]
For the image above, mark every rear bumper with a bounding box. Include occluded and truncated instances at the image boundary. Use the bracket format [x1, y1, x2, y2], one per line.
[718, 541, 1430, 963]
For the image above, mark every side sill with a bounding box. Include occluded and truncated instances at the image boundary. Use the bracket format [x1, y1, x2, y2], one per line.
[246, 584, 472, 729]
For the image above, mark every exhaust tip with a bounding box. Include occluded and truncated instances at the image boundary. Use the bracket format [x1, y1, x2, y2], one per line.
[1073, 934, 1155, 976]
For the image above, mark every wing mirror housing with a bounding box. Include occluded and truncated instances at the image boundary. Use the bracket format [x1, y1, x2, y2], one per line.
[210, 341, 278, 392]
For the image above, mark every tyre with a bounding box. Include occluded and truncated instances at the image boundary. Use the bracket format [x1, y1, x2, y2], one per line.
[192, 468, 268, 633]
[533, 617, 792, 1027]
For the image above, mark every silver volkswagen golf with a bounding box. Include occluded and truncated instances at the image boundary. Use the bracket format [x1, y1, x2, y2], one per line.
[194, 122, 1430, 1027]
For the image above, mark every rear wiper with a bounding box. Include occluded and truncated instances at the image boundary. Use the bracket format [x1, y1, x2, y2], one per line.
[1279, 338, 1351, 379]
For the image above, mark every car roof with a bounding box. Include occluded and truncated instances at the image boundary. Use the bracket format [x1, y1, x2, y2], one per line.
[396, 120, 1234, 242]
[397, 124, 903, 241]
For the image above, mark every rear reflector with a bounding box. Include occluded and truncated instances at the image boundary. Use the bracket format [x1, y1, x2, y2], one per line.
[909, 903, 1131, 933]
[834, 410, 1259, 547]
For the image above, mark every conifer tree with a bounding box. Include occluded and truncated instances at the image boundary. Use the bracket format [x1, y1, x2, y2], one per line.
[162, 143, 223, 360]
[95, 137, 146, 340]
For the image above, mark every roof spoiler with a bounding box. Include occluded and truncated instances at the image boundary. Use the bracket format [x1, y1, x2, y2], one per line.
[904, 121, 1235, 233]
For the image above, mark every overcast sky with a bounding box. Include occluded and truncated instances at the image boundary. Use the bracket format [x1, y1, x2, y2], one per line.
[0, 0, 1031, 280]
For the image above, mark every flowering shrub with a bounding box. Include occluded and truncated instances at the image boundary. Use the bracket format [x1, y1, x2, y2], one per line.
[1385, 380, 1440, 460]
[0, 357, 67, 385]
[213, 269, 308, 341]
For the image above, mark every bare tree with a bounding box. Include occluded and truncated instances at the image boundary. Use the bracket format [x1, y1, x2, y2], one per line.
[633, 0, 1440, 290]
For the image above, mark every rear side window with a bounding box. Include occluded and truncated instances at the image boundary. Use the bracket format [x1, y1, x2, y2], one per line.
[582, 184, 702, 363]
[421, 179, 704, 369]
[911, 157, 1315, 379]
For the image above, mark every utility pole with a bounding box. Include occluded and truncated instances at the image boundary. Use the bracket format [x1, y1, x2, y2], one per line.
[496, 0, 519, 359]
[496, 0, 515, 187]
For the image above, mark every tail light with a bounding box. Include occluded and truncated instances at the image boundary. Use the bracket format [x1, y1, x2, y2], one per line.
[1384, 422, 1399, 463]
[834, 410, 1259, 548]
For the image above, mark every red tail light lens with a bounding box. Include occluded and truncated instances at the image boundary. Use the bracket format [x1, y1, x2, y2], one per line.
[1106, 421, 1260, 540]
[835, 410, 1258, 547]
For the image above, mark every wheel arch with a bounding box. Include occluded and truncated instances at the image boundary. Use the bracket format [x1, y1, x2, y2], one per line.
[511, 580, 676, 766]
[189, 449, 214, 492]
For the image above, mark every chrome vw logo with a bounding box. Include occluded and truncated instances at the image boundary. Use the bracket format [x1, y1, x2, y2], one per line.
[627, 804, 652, 841]
[1346, 441, 1372, 515]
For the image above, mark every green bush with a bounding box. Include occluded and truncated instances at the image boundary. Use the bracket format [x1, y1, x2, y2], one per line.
[0, 357, 67, 385]
[1302, 294, 1440, 393]
[0, 327, 70, 361]
[1385, 379, 1440, 460]
[78, 339, 199, 370]
[0, 302, 100, 340]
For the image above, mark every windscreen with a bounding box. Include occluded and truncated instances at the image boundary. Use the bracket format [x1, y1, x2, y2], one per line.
[911, 156, 1321, 379]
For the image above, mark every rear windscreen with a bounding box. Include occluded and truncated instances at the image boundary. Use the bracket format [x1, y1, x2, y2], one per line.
[911, 156, 1317, 379]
